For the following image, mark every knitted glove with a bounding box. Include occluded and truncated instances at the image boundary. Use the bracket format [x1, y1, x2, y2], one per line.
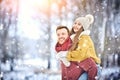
[56, 51, 68, 59]
[56, 51, 70, 67]
[61, 58, 70, 67]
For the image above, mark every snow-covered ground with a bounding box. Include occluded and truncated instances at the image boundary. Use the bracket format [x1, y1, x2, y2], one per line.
[1, 65, 120, 80]
[99, 66, 120, 80]
[1, 60, 120, 80]
[1, 71, 61, 80]
[0, 62, 58, 80]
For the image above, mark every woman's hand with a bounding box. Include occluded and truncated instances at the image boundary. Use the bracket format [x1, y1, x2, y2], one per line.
[56, 51, 70, 67]
[56, 51, 68, 59]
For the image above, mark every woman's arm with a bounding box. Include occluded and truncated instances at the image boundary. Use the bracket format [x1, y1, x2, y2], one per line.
[56, 51, 70, 67]
[67, 35, 91, 61]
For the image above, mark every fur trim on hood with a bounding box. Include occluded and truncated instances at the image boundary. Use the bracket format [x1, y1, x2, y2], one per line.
[79, 30, 90, 37]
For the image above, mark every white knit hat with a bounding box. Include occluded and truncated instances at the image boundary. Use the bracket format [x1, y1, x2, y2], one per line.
[75, 14, 94, 30]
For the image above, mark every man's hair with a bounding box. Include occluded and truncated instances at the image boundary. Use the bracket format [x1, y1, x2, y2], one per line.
[56, 26, 70, 35]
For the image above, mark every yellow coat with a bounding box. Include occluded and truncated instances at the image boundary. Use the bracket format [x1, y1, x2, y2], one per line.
[67, 30, 101, 64]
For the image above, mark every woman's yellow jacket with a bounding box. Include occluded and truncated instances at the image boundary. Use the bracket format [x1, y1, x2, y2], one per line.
[67, 30, 101, 64]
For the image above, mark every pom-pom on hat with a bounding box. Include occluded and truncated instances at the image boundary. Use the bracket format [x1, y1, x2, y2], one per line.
[75, 14, 94, 30]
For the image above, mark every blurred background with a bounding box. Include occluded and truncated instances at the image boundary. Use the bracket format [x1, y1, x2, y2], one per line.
[0, 0, 120, 80]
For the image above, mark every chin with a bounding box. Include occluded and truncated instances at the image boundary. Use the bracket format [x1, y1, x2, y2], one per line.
[59, 42, 64, 44]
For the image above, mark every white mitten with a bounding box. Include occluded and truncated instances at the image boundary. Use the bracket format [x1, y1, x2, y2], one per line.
[56, 51, 70, 67]
[61, 58, 70, 67]
[56, 51, 68, 59]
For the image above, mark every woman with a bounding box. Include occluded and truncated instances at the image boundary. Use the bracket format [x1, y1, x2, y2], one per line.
[56, 14, 101, 80]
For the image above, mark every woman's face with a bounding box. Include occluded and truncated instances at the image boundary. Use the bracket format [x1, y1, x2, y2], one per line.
[73, 20, 82, 33]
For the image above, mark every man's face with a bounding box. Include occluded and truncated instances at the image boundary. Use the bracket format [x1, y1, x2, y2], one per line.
[56, 28, 69, 44]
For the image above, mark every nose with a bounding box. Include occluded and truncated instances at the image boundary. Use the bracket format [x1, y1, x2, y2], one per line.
[73, 25, 77, 29]
[58, 34, 62, 39]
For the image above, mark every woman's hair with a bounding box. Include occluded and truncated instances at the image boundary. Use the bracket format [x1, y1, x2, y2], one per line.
[56, 26, 70, 35]
[69, 26, 84, 51]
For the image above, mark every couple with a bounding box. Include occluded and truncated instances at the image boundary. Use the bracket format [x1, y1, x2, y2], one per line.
[55, 14, 101, 80]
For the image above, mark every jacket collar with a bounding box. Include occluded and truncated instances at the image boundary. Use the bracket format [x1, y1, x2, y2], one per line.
[70, 30, 90, 40]
[79, 30, 90, 37]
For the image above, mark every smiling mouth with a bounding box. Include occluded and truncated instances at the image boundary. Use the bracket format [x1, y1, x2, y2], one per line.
[59, 38, 64, 41]
[59, 38, 65, 43]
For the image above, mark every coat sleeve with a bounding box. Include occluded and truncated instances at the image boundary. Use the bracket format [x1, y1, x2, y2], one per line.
[67, 36, 91, 61]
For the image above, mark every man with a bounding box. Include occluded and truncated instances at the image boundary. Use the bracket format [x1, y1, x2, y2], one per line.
[55, 26, 72, 80]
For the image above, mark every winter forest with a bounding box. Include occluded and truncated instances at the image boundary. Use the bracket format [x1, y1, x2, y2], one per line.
[0, 0, 120, 80]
